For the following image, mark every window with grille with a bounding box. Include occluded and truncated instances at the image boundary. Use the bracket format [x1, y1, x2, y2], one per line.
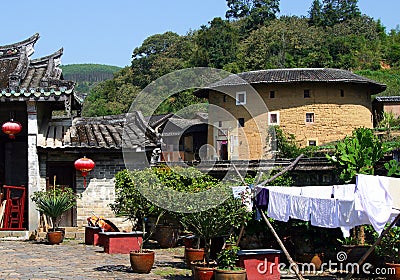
[306, 112, 314, 123]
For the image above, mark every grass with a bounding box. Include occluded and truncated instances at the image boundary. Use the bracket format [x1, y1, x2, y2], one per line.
[153, 267, 191, 277]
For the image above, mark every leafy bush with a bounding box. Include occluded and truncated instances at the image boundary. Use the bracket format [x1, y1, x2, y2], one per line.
[326, 127, 389, 183]
[375, 225, 400, 263]
[112, 166, 251, 263]
[217, 244, 242, 270]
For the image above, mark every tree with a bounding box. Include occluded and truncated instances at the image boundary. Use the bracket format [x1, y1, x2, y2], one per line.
[82, 67, 141, 117]
[308, 0, 323, 26]
[191, 17, 239, 69]
[131, 32, 189, 88]
[237, 17, 330, 70]
[320, 0, 361, 27]
[326, 15, 384, 69]
[326, 127, 390, 245]
[384, 27, 400, 68]
[225, 0, 280, 30]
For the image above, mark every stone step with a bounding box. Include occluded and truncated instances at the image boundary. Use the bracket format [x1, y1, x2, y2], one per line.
[0, 230, 29, 240]
[37, 227, 85, 240]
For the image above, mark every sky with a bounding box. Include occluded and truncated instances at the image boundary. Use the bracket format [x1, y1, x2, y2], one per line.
[1, 0, 399, 68]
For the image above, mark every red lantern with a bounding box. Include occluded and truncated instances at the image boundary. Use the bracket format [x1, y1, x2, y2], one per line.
[2, 120, 22, 139]
[74, 157, 95, 188]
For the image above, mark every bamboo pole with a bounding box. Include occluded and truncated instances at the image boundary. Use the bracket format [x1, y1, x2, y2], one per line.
[259, 154, 304, 186]
[232, 159, 305, 280]
[344, 212, 400, 280]
[259, 207, 305, 280]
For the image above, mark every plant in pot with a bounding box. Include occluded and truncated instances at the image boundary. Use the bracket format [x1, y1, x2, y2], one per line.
[138, 166, 251, 280]
[31, 184, 76, 245]
[215, 243, 246, 280]
[111, 169, 165, 274]
[177, 190, 251, 280]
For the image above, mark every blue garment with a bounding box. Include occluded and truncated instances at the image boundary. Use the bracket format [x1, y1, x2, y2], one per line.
[255, 188, 269, 210]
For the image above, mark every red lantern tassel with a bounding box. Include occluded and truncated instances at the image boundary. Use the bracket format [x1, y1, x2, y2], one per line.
[82, 171, 88, 188]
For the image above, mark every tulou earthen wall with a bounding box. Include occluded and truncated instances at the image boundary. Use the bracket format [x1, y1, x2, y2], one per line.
[208, 82, 373, 160]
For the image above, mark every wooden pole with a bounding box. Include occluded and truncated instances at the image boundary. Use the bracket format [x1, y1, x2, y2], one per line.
[344, 212, 400, 280]
[259, 207, 305, 280]
[259, 154, 304, 186]
[232, 159, 305, 280]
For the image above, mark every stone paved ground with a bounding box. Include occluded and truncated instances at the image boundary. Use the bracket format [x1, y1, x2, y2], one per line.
[0, 239, 191, 280]
[0, 238, 387, 280]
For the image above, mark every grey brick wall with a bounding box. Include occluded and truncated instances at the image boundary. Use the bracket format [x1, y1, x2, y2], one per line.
[39, 150, 132, 231]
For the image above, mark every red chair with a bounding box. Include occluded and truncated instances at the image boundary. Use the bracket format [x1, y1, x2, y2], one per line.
[2, 185, 26, 230]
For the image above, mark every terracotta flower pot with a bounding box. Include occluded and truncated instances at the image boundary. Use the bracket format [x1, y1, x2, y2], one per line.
[214, 268, 246, 280]
[296, 253, 324, 271]
[193, 265, 215, 280]
[130, 250, 155, 274]
[47, 230, 64, 245]
[386, 263, 400, 280]
[154, 225, 180, 248]
[185, 247, 205, 267]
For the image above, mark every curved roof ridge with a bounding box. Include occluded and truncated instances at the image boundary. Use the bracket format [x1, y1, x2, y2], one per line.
[0, 33, 40, 51]
[31, 48, 63, 65]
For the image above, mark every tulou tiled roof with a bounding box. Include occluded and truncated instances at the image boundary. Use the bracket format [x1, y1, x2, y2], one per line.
[195, 68, 386, 97]
[0, 33, 75, 100]
[161, 117, 207, 137]
[37, 112, 159, 150]
[374, 96, 400, 103]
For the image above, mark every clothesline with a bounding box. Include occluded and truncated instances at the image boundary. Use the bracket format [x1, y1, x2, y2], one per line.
[232, 174, 400, 237]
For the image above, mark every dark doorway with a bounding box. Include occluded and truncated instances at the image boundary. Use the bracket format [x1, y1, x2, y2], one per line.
[46, 161, 76, 227]
[0, 102, 28, 229]
[219, 141, 228, 160]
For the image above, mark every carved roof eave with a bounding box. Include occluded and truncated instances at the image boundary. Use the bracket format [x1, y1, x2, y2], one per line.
[0, 33, 39, 52]
[9, 50, 30, 89]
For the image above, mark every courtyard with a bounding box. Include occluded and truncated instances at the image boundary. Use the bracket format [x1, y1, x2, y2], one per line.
[0, 239, 191, 280]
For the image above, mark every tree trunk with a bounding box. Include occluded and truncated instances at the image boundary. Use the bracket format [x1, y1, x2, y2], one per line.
[357, 225, 365, 245]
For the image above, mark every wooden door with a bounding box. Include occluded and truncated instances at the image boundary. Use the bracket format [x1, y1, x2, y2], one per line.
[46, 162, 76, 227]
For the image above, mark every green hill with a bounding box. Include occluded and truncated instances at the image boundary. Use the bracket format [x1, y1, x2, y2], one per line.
[61, 64, 121, 93]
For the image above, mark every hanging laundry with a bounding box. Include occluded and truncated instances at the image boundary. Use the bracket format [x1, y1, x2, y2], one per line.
[231, 186, 253, 212]
[254, 188, 269, 210]
[310, 197, 339, 228]
[355, 174, 393, 234]
[288, 193, 311, 221]
[267, 188, 290, 222]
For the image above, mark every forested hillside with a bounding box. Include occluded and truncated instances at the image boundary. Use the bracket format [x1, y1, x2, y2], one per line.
[81, 0, 400, 117]
[61, 64, 121, 93]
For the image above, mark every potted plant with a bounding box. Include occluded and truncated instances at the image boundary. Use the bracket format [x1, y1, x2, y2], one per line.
[31, 184, 76, 244]
[376, 225, 400, 280]
[178, 192, 251, 280]
[215, 243, 246, 280]
[111, 169, 165, 274]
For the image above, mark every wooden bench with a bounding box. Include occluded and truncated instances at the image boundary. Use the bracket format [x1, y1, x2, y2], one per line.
[97, 231, 143, 254]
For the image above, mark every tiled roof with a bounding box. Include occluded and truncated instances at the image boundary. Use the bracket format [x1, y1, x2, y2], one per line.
[37, 113, 158, 150]
[374, 96, 400, 102]
[0, 33, 75, 100]
[195, 68, 386, 97]
[162, 117, 206, 137]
